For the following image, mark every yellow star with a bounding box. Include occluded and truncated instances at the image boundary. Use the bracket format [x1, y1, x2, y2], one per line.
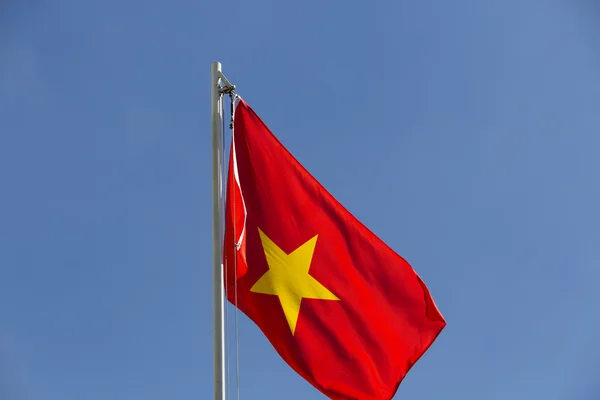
[251, 228, 340, 335]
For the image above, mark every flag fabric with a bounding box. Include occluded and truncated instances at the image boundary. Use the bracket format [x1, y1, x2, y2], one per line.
[223, 96, 446, 400]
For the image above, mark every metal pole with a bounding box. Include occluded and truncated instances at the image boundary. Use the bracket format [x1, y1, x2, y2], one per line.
[211, 61, 226, 400]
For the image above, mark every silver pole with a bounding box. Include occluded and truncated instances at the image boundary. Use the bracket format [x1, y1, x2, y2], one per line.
[211, 61, 226, 400]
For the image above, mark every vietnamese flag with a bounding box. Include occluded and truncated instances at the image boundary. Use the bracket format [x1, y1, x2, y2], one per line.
[223, 97, 446, 400]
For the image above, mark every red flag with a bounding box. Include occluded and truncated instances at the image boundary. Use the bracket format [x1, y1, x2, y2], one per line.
[224, 97, 446, 400]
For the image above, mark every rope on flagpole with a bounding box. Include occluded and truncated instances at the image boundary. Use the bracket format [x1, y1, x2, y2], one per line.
[228, 91, 241, 400]
[220, 83, 240, 400]
[221, 97, 230, 400]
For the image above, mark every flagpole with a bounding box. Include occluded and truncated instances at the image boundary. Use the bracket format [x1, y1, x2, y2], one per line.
[211, 61, 227, 400]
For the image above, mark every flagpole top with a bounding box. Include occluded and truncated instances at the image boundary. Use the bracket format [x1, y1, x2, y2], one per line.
[212, 62, 236, 94]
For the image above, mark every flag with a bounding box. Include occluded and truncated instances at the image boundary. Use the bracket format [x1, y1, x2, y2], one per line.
[223, 96, 446, 400]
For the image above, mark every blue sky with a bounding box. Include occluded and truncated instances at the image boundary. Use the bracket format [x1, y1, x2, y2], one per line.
[1, 0, 600, 399]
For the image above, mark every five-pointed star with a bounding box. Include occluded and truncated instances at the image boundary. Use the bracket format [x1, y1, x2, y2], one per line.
[250, 228, 340, 335]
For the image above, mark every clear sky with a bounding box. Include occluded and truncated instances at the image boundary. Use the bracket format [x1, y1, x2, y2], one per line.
[1, 0, 599, 399]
